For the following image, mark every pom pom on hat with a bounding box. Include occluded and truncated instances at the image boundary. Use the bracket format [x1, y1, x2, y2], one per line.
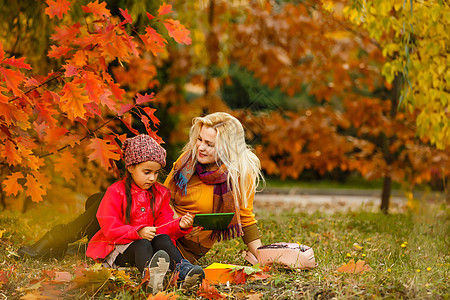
[122, 134, 166, 167]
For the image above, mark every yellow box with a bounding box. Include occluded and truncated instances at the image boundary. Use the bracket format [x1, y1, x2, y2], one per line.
[204, 263, 239, 284]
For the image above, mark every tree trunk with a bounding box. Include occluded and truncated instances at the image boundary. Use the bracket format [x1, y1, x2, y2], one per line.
[380, 172, 392, 214]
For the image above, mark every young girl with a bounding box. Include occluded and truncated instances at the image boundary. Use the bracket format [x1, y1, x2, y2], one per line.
[86, 134, 204, 293]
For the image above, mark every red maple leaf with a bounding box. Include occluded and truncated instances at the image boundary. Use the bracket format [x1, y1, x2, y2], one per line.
[87, 138, 121, 170]
[158, 4, 173, 16]
[164, 19, 192, 45]
[45, 0, 71, 19]
[82, 0, 111, 18]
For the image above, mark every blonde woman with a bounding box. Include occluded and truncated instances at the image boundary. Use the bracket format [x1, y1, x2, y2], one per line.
[165, 112, 264, 263]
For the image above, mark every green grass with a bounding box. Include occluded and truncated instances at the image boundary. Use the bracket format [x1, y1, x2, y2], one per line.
[1, 202, 449, 299]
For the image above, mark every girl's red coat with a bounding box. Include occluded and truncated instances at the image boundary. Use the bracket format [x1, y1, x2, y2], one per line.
[87, 179, 191, 260]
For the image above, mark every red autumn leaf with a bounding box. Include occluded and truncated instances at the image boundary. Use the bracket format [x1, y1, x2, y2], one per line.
[158, 4, 173, 16]
[45, 0, 71, 19]
[164, 19, 192, 45]
[1, 57, 32, 70]
[233, 269, 247, 284]
[82, 0, 111, 18]
[48, 45, 71, 58]
[141, 27, 167, 56]
[121, 114, 139, 135]
[51, 23, 81, 43]
[108, 80, 125, 101]
[63, 64, 78, 77]
[135, 92, 155, 104]
[25, 174, 46, 203]
[119, 8, 132, 24]
[146, 12, 155, 20]
[142, 107, 160, 126]
[87, 138, 121, 170]
[197, 280, 226, 299]
[118, 103, 134, 116]
[0, 67, 25, 96]
[0, 43, 4, 61]
[59, 82, 90, 120]
[24, 77, 41, 87]
[2, 172, 24, 196]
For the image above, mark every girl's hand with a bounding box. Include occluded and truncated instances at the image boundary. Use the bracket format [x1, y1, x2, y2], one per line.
[179, 213, 194, 229]
[184, 226, 203, 238]
[138, 226, 157, 241]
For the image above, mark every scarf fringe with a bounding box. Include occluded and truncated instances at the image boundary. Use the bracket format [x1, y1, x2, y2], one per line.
[212, 224, 243, 242]
[173, 171, 188, 196]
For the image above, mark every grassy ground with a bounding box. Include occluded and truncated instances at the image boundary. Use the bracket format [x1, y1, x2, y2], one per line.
[1, 200, 449, 299]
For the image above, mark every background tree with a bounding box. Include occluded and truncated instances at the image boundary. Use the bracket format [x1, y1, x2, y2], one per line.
[0, 0, 191, 211]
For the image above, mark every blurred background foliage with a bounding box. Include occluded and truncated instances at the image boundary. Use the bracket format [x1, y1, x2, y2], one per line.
[0, 0, 448, 214]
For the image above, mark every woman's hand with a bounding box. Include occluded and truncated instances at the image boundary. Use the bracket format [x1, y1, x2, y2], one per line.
[184, 226, 203, 238]
[179, 213, 194, 229]
[138, 226, 157, 241]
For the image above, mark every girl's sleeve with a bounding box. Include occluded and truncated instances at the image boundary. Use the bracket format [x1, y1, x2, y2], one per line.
[96, 186, 144, 243]
[154, 188, 191, 239]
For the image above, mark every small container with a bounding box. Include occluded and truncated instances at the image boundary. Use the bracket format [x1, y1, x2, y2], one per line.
[257, 242, 317, 270]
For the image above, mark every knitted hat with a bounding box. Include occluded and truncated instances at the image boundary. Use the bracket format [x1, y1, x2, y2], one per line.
[122, 134, 166, 167]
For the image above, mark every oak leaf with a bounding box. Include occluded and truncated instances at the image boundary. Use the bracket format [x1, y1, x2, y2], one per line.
[158, 4, 173, 16]
[141, 27, 167, 56]
[164, 19, 192, 45]
[82, 0, 111, 18]
[45, 0, 71, 19]
[136, 92, 155, 105]
[0, 67, 25, 97]
[51, 23, 81, 43]
[87, 138, 121, 170]
[59, 82, 90, 120]
[48, 45, 71, 59]
[1, 57, 32, 70]
[54, 151, 77, 181]
[197, 280, 226, 299]
[142, 107, 159, 126]
[3, 139, 22, 165]
[119, 8, 132, 24]
[25, 174, 46, 203]
[2, 172, 24, 196]
[337, 259, 372, 274]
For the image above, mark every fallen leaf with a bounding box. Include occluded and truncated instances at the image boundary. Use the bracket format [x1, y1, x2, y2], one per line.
[337, 259, 372, 274]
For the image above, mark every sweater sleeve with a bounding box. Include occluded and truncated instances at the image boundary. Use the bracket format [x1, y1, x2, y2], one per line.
[96, 186, 142, 243]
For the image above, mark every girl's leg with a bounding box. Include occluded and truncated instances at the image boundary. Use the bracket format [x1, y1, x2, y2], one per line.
[115, 239, 153, 274]
[151, 234, 183, 270]
[152, 234, 205, 289]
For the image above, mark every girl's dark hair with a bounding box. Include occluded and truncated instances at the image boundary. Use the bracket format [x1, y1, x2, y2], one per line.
[124, 170, 156, 224]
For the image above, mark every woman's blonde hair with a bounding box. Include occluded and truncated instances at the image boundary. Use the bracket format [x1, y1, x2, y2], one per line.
[182, 112, 264, 207]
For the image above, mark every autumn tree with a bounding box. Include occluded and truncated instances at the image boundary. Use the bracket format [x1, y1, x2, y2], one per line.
[154, 0, 449, 212]
[0, 0, 191, 210]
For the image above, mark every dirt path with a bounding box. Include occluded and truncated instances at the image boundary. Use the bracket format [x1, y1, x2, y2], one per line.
[253, 192, 407, 214]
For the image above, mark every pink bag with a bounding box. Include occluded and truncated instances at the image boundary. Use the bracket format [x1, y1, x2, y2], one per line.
[256, 242, 317, 270]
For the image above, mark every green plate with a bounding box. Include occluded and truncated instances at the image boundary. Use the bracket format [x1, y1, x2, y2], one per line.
[193, 213, 235, 230]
